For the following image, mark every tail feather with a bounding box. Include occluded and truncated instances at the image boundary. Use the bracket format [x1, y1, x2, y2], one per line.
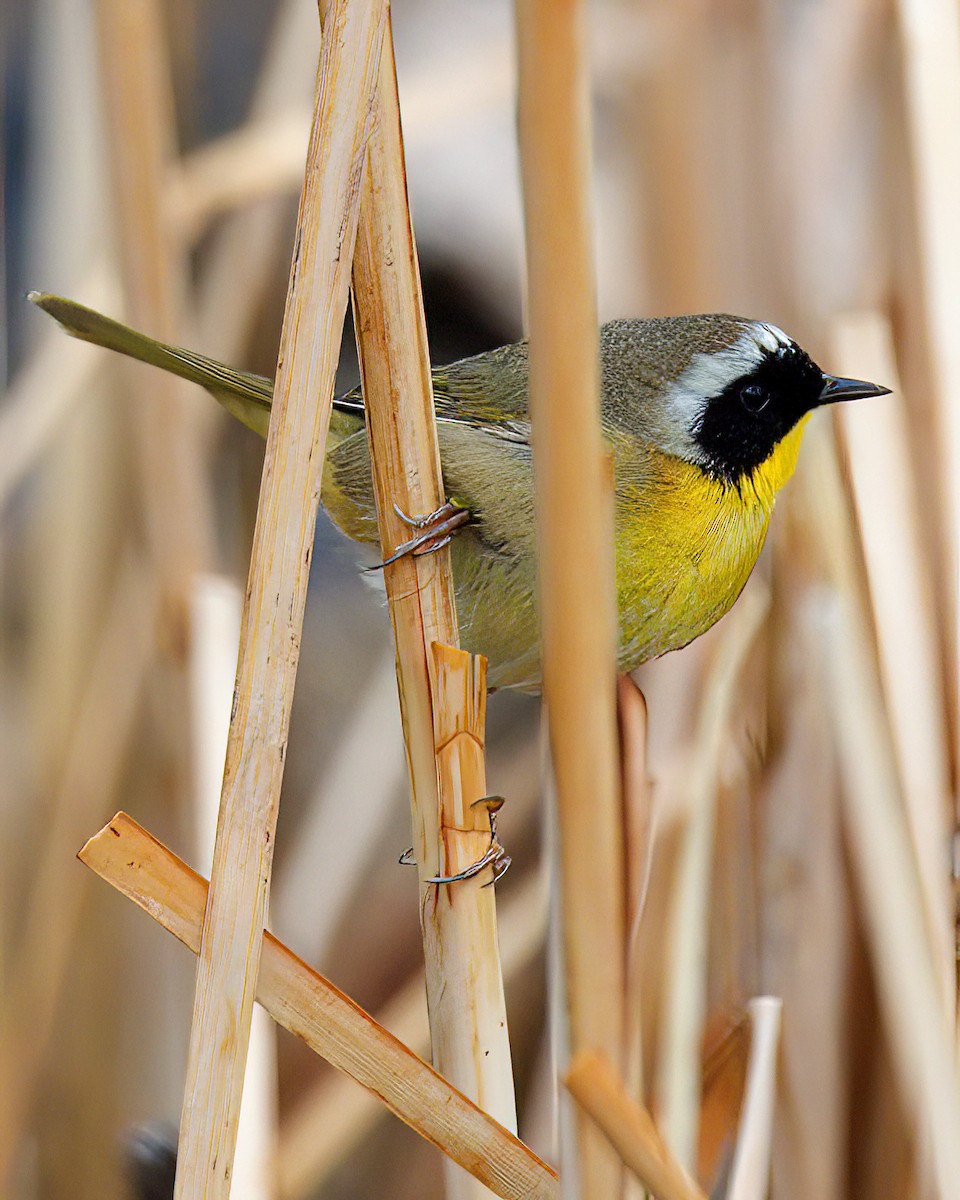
[32, 292, 369, 446]
[30, 292, 274, 437]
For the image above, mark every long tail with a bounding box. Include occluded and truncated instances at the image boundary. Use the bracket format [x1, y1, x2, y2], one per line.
[33, 292, 372, 446]
[32, 293, 275, 438]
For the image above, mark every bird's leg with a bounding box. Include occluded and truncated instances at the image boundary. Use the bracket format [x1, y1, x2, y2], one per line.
[373, 500, 471, 569]
[399, 796, 511, 887]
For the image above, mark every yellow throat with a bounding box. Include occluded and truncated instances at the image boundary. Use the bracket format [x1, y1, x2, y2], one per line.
[614, 415, 809, 666]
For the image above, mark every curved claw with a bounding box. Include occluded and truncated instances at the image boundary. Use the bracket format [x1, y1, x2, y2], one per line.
[425, 794, 510, 887]
[368, 501, 471, 571]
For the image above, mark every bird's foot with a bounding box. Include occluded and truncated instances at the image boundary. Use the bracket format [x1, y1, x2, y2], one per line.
[399, 795, 511, 887]
[373, 500, 470, 569]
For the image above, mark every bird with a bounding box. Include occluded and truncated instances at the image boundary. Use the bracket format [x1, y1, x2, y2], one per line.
[31, 293, 888, 691]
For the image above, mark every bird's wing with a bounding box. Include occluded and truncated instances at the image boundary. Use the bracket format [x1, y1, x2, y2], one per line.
[431, 344, 532, 443]
[31, 293, 274, 437]
[36, 293, 534, 442]
[337, 340, 532, 445]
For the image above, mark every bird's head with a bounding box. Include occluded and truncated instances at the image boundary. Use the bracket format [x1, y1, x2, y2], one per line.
[602, 315, 890, 486]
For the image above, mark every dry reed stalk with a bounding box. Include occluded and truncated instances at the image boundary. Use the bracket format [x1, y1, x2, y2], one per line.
[831, 313, 954, 1016]
[514, 2, 626, 1192]
[619, 675, 653, 1112]
[726, 998, 782, 1200]
[275, 868, 548, 1200]
[189, 575, 277, 1200]
[806, 428, 960, 1196]
[893, 0, 960, 740]
[618, 674, 653, 1200]
[77, 813, 558, 1200]
[657, 585, 769, 1170]
[194, 0, 320, 357]
[636, 5, 713, 314]
[343, 9, 518, 1182]
[754, 577, 848, 1200]
[565, 1052, 706, 1200]
[619, 677, 653, 939]
[0, 552, 156, 1188]
[93, 0, 213, 585]
[173, 4, 385, 1193]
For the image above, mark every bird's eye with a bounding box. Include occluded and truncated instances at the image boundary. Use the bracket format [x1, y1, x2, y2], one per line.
[739, 383, 769, 414]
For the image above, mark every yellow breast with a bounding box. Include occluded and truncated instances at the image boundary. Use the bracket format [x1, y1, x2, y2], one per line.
[614, 417, 808, 668]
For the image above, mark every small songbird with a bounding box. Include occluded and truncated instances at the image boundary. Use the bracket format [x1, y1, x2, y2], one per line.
[32, 294, 888, 691]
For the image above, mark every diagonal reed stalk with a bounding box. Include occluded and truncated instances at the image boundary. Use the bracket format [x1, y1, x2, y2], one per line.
[78, 813, 558, 1200]
[172, 3, 386, 1193]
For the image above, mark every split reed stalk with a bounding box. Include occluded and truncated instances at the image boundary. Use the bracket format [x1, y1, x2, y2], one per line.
[515, 3, 626, 1193]
[78, 813, 558, 1200]
[341, 10, 518, 1187]
[172, 4, 386, 1193]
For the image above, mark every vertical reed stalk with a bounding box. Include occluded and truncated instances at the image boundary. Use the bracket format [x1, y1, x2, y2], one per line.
[894, 0, 960, 776]
[515, 3, 626, 1194]
[344, 13, 518, 1192]
[93, 0, 213, 586]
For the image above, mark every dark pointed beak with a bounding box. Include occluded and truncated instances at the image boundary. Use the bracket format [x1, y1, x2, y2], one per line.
[817, 373, 891, 405]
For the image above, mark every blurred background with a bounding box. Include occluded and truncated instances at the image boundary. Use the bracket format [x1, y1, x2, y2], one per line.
[1, 0, 957, 1197]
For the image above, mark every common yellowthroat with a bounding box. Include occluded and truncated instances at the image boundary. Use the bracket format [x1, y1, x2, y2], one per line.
[31, 294, 888, 691]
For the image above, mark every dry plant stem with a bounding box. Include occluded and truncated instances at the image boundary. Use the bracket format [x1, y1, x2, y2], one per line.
[515, 2, 626, 1193]
[808, 430, 960, 1196]
[78, 814, 558, 1200]
[0, 554, 155, 1188]
[657, 585, 769, 1170]
[194, 2, 321, 358]
[275, 868, 548, 1200]
[93, 0, 212, 587]
[832, 314, 954, 1020]
[189, 576, 277, 1200]
[894, 0, 960, 767]
[174, 5, 385, 1195]
[425, 646, 516, 1121]
[726, 998, 782, 1200]
[346, 11, 454, 875]
[618, 675, 653, 1091]
[565, 1052, 706, 1200]
[344, 9, 518, 1175]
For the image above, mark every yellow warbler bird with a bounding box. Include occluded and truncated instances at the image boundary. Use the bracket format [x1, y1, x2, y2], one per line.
[31, 293, 887, 691]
